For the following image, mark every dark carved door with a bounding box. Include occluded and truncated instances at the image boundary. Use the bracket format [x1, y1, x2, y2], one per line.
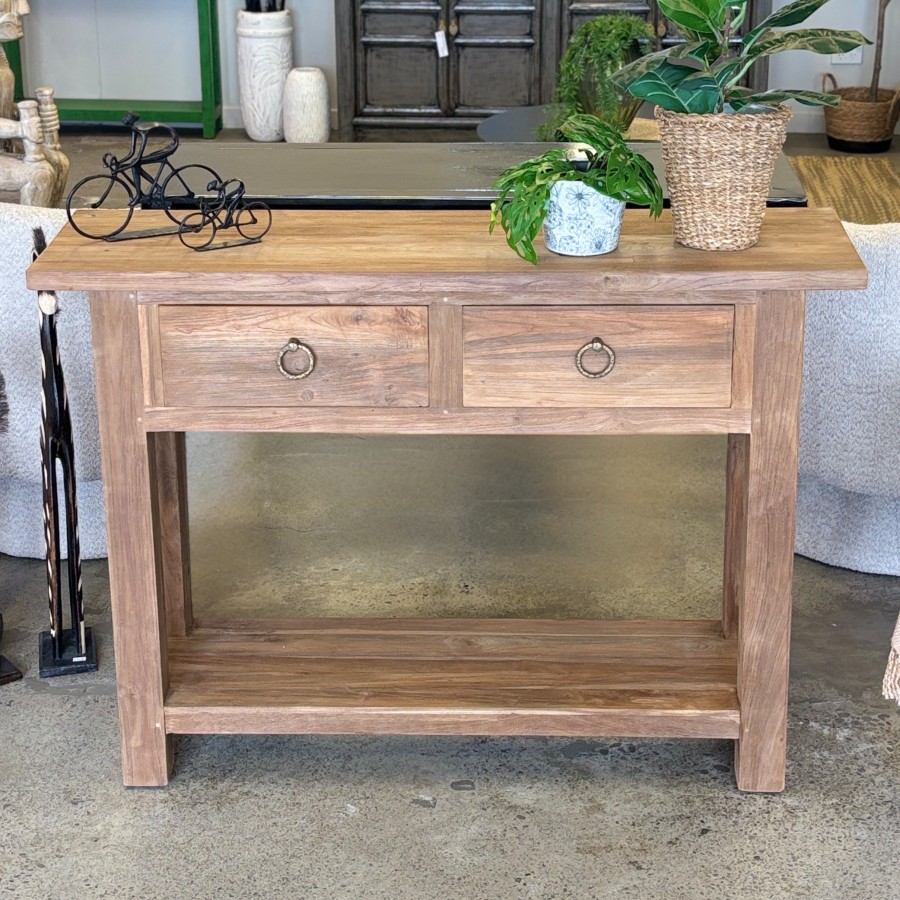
[448, 0, 544, 119]
[335, 0, 773, 140]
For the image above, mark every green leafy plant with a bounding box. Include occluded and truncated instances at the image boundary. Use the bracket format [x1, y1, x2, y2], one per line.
[612, 0, 870, 114]
[540, 14, 654, 137]
[490, 115, 663, 264]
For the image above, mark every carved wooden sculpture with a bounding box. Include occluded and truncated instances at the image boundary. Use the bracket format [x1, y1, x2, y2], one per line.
[0, 3, 69, 206]
[33, 228, 97, 677]
[0, 0, 28, 123]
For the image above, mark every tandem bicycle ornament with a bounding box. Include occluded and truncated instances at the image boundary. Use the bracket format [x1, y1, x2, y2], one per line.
[64, 113, 268, 246]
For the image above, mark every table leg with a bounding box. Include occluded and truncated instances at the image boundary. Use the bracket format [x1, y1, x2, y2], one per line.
[154, 432, 193, 637]
[90, 292, 172, 787]
[732, 290, 805, 793]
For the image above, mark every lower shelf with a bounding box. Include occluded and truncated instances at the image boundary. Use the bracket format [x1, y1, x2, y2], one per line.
[165, 618, 739, 739]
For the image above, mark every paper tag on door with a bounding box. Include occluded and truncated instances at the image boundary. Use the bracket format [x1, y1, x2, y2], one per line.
[435, 30, 449, 58]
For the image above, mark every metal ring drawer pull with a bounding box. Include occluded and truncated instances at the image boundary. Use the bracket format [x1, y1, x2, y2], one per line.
[276, 338, 316, 380]
[575, 337, 615, 379]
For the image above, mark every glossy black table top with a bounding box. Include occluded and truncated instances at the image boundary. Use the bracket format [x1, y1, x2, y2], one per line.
[171, 141, 807, 209]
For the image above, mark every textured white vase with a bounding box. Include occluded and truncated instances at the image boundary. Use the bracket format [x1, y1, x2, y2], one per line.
[283, 68, 330, 143]
[236, 9, 293, 142]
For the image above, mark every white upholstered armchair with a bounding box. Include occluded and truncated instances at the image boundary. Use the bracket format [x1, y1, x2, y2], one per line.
[797, 221, 900, 577]
[0, 201, 106, 558]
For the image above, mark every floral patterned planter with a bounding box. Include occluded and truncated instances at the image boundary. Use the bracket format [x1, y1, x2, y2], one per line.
[543, 181, 625, 256]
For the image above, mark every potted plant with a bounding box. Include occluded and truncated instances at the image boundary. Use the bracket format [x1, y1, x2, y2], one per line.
[612, 0, 869, 251]
[237, 1, 293, 141]
[539, 14, 654, 139]
[490, 114, 663, 263]
[824, 0, 898, 153]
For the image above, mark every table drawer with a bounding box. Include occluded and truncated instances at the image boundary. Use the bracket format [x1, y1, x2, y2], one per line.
[463, 306, 734, 408]
[157, 306, 428, 407]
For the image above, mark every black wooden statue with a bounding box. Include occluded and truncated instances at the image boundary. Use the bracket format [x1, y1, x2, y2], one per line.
[33, 228, 97, 677]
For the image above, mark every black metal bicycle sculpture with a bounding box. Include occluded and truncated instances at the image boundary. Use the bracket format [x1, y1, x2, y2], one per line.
[66, 113, 222, 241]
[178, 178, 272, 251]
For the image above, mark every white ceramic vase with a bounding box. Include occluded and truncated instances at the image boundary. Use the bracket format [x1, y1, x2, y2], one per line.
[283, 67, 330, 143]
[543, 181, 625, 256]
[236, 9, 293, 142]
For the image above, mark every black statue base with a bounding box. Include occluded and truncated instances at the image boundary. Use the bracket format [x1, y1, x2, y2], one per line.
[0, 655, 23, 685]
[39, 627, 98, 678]
[826, 134, 893, 154]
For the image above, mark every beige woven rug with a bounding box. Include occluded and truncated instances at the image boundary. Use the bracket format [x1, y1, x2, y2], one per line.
[789, 155, 900, 223]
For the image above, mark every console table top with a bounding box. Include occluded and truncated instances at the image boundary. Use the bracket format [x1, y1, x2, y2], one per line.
[29, 207, 865, 295]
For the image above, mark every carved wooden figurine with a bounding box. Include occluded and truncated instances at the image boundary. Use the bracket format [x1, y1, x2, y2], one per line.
[0, 99, 54, 205]
[0, 0, 29, 124]
[0, 2, 69, 206]
[33, 228, 97, 677]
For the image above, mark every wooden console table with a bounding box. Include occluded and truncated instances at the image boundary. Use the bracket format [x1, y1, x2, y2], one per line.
[27, 208, 865, 791]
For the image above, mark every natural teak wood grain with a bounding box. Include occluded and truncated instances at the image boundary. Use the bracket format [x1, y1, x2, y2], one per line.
[90, 292, 172, 787]
[165, 618, 740, 739]
[733, 291, 806, 793]
[156, 305, 428, 408]
[27, 209, 867, 295]
[463, 306, 734, 408]
[29, 209, 867, 790]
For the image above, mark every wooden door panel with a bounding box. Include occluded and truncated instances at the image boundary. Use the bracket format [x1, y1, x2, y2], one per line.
[455, 45, 536, 110]
[364, 45, 443, 111]
[359, 2, 445, 115]
[451, 0, 541, 114]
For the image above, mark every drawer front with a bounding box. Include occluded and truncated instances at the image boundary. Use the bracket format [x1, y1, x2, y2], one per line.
[158, 306, 428, 407]
[463, 306, 734, 408]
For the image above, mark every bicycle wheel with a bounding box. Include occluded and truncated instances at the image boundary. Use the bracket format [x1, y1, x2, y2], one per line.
[236, 202, 272, 242]
[178, 211, 217, 251]
[161, 164, 221, 222]
[66, 174, 135, 239]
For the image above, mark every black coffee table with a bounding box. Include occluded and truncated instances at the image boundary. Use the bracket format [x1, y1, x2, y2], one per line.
[167, 141, 806, 209]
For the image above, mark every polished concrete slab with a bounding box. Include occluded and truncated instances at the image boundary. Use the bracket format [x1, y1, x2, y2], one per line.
[2, 433, 898, 900]
[1, 130, 898, 898]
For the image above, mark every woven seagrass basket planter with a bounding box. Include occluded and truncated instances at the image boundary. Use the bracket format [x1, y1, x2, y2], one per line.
[822, 75, 900, 154]
[655, 105, 792, 251]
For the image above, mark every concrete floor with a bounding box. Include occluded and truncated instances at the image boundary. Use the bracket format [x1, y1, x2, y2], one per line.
[1, 129, 899, 899]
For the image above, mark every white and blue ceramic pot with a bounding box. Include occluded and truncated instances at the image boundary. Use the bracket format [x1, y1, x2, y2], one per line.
[543, 181, 625, 256]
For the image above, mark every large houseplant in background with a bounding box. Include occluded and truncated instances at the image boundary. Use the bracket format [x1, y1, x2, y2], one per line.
[612, 0, 869, 250]
[539, 14, 654, 139]
[490, 115, 662, 263]
[823, 0, 898, 153]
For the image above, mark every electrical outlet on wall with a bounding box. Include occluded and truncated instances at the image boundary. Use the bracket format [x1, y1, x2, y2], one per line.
[832, 47, 864, 65]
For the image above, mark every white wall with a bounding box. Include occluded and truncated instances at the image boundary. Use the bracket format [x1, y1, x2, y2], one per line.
[18, 1, 899, 134]
[767, 0, 900, 133]
[20, 0, 337, 130]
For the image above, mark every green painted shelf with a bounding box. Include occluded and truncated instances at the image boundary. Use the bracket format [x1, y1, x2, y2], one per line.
[9, 0, 222, 139]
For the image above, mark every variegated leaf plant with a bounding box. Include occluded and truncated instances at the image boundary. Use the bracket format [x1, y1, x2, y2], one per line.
[612, 0, 870, 114]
